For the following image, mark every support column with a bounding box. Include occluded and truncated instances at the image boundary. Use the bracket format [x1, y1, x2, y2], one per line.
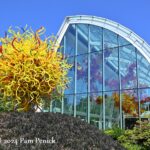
[87, 25, 90, 123]
[61, 36, 66, 114]
[74, 24, 77, 117]
[118, 35, 123, 129]
[61, 96, 64, 114]
[102, 28, 105, 130]
[136, 49, 140, 120]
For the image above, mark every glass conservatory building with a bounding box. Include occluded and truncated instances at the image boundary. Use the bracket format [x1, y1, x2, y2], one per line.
[50, 16, 150, 129]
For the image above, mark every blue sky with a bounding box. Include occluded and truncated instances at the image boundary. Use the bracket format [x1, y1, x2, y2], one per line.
[0, 0, 150, 44]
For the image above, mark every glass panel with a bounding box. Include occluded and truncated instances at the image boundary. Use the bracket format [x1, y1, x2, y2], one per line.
[137, 52, 150, 88]
[58, 38, 64, 54]
[76, 94, 87, 121]
[139, 88, 150, 118]
[90, 51, 103, 92]
[77, 24, 88, 55]
[77, 54, 88, 93]
[120, 45, 137, 89]
[65, 24, 76, 57]
[90, 25, 102, 52]
[65, 57, 75, 94]
[121, 90, 138, 118]
[52, 99, 62, 113]
[105, 48, 119, 91]
[90, 92, 103, 129]
[105, 91, 120, 129]
[42, 96, 51, 112]
[118, 36, 130, 46]
[64, 94, 74, 115]
[57, 23, 150, 129]
[104, 29, 118, 49]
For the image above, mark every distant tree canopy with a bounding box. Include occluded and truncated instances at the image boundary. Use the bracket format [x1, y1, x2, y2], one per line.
[0, 27, 71, 112]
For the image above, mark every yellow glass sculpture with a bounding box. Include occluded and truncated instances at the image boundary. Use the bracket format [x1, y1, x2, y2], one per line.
[0, 27, 71, 112]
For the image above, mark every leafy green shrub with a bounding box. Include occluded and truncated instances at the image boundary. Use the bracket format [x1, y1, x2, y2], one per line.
[118, 120, 150, 150]
[104, 127, 125, 140]
[122, 143, 142, 150]
[104, 121, 150, 150]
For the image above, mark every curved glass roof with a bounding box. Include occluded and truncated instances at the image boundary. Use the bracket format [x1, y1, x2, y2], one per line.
[57, 15, 150, 63]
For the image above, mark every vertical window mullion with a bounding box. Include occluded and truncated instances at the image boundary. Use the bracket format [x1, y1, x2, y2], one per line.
[136, 49, 140, 119]
[118, 35, 123, 129]
[102, 28, 105, 130]
[61, 36, 66, 114]
[87, 25, 90, 123]
[74, 24, 77, 117]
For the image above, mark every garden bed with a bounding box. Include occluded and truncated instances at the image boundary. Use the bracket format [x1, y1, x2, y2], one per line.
[0, 113, 125, 150]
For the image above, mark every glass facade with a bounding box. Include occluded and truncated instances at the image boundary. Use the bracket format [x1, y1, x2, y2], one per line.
[51, 23, 150, 129]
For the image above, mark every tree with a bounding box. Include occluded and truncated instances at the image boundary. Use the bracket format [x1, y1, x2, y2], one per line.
[0, 27, 71, 112]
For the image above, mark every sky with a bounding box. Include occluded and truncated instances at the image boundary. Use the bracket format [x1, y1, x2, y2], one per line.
[0, 0, 150, 44]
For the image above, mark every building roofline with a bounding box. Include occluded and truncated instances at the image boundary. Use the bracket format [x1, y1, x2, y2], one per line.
[57, 15, 150, 62]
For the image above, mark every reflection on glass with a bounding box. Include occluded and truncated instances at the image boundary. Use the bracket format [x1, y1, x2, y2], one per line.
[90, 92, 103, 129]
[104, 29, 118, 49]
[105, 48, 119, 91]
[60, 23, 150, 129]
[77, 54, 88, 93]
[65, 24, 76, 57]
[42, 96, 51, 112]
[139, 89, 150, 118]
[90, 52, 103, 92]
[90, 25, 102, 52]
[76, 94, 87, 121]
[118, 36, 130, 46]
[58, 38, 64, 54]
[137, 52, 150, 88]
[65, 57, 75, 94]
[121, 90, 138, 117]
[77, 24, 88, 55]
[64, 95, 74, 115]
[120, 45, 137, 89]
[52, 99, 62, 113]
[105, 91, 120, 129]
